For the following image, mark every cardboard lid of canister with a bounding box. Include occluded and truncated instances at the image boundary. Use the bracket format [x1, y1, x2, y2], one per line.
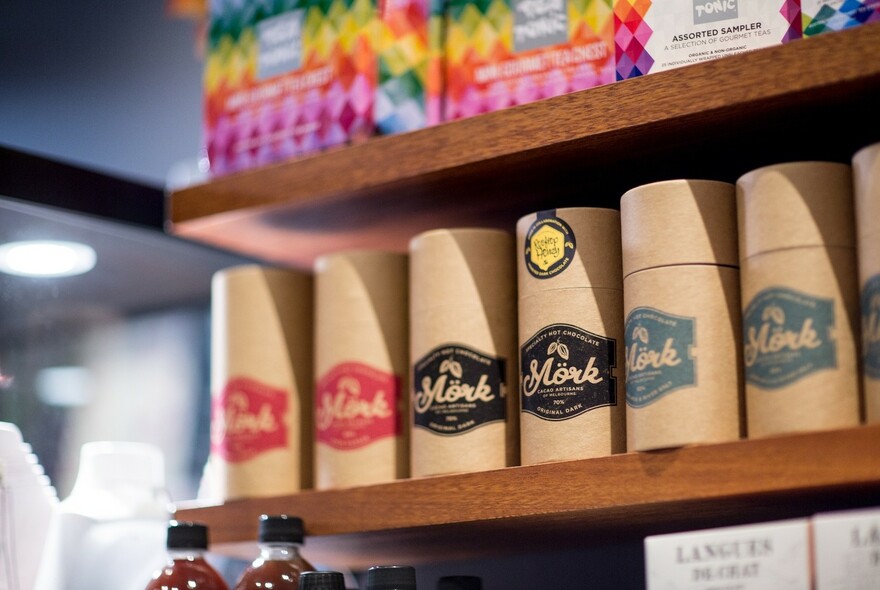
[853, 143, 880, 243]
[212, 265, 313, 318]
[409, 228, 515, 312]
[212, 262, 311, 285]
[516, 207, 622, 297]
[620, 179, 738, 278]
[313, 250, 408, 373]
[314, 249, 408, 309]
[211, 263, 313, 386]
[736, 161, 855, 261]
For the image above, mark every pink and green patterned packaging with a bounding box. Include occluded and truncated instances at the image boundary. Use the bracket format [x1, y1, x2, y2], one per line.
[443, 0, 616, 121]
[802, 0, 879, 36]
[375, 0, 442, 133]
[204, 0, 376, 177]
[615, 0, 802, 80]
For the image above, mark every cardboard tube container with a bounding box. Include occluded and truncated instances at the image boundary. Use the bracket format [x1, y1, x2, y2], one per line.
[737, 162, 862, 437]
[410, 228, 519, 477]
[621, 180, 744, 451]
[313, 251, 409, 489]
[854, 143, 880, 423]
[516, 208, 626, 464]
[210, 265, 313, 499]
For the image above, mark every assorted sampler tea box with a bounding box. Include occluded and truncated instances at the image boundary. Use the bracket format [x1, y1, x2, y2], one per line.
[204, 0, 376, 176]
[614, 0, 802, 79]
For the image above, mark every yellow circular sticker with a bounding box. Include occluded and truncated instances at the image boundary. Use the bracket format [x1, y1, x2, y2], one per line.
[524, 212, 576, 279]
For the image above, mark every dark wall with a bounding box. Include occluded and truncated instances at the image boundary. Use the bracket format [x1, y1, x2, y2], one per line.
[0, 1, 204, 188]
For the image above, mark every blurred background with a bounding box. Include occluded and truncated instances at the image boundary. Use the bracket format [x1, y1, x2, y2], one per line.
[0, 0, 250, 502]
[1, 0, 207, 189]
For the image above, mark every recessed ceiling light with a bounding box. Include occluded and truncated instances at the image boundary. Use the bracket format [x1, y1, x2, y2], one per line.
[0, 240, 97, 277]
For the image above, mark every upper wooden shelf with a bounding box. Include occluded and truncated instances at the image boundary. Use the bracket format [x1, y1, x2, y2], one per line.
[175, 425, 880, 567]
[169, 24, 880, 270]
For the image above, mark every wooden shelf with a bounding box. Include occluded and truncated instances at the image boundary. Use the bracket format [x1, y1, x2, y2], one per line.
[170, 26, 880, 569]
[169, 25, 880, 270]
[175, 425, 880, 567]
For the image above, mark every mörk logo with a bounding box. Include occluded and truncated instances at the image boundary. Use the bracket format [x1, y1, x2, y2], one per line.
[743, 304, 822, 368]
[520, 323, 617, 421]
[315, 362, 399, 450]
[211, 376, 288, 463]
[624, 308, 696, 408]
[864, 275, 880, 378]
[742, 287, 836, 389]
[413, 344, 507, 435]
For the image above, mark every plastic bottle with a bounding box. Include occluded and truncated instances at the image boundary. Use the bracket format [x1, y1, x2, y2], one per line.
[365, 566, 417, 590]
[145, 521, 229, 590]
[234, 515, 314, 589]
[58, 441, 171, 590]
[0, 423, 58, 590]
[300, 571, 346, 590]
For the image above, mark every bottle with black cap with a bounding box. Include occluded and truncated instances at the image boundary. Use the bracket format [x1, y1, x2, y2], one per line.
[300, 571, 346, 590]
[144, 521, 229, 590]
[234, 515, 315, 589]
[365, 565, 417, 590]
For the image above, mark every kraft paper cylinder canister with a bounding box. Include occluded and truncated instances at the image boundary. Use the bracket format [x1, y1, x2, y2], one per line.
[854, 144, 880, 424]
[737, 162, 862, 438]
[621, 180, 744, 452]
[313, 251, 409, 489]
[210, 265, 314, 499]
[409, 228, 519, 477]
[516, 208, 626, 465]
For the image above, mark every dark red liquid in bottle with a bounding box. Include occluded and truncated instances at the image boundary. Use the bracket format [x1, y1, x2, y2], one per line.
[146, 556, 230, 590]
[234, 515, 314, 590]
[147, 522, 229, 590]
[235, 553, 314, 589]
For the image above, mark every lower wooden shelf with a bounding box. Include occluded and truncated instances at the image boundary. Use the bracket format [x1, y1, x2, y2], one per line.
[175, 424, 880, 568]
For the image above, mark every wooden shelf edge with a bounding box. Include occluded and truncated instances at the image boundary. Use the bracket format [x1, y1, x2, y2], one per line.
[175, 424, 880, 563]
[170, 24, 880, 227]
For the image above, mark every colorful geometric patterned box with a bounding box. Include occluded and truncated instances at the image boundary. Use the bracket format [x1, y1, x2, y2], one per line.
[444, 0, 616, 121]
[204, 0, 376, 176]
[615, 0, 802, 80]
[802, 0, 880, 36]
[375, 0, 444, 133]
